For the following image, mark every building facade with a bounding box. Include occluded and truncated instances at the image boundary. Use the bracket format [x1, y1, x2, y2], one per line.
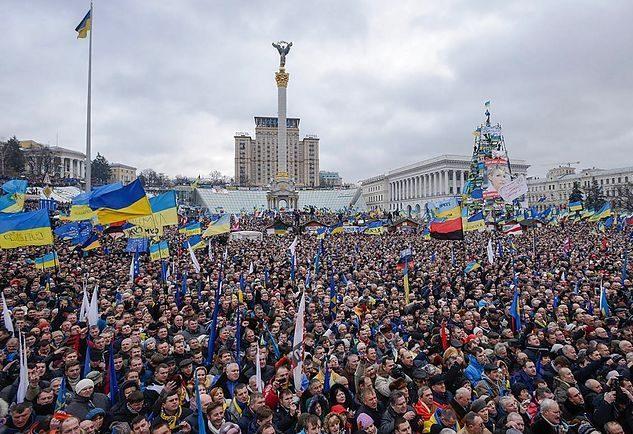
[234, 117, 319, 188]
[20, 140, 86, 180]
[527, 166, 633, 211]
[319, 171, 342, 187]
[361, 154, 529, 213]
[110, 163, 137, 184]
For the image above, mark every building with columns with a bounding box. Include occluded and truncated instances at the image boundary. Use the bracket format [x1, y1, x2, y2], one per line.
[527, 165, 633, 211]
[361, 154, 529, 213]
[20, 140, 86, 180]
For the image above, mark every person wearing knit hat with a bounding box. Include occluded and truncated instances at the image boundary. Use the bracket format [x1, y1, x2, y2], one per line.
[356, 412, 375, 431]
[74, 378, 94, 395]
[65, 378, 111, 421]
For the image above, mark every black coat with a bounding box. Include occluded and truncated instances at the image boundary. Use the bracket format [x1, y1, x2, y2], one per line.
[531, 414, 559, 434]
[273, 405, 297, 434]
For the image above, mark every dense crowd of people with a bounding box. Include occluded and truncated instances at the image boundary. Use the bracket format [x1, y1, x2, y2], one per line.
[0, 211, 631, 434]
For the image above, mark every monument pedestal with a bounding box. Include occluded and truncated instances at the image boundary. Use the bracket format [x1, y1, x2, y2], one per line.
[267, 171, 298, 211]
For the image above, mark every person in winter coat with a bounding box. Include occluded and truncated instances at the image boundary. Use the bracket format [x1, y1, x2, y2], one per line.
[110, 390, 146, 423]
[65, 379, 111, 421]
[0, 403, 44, 434]
[274, 389, 299, 434]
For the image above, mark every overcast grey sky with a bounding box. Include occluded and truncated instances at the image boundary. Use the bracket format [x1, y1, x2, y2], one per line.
[1, 0, 632, 182]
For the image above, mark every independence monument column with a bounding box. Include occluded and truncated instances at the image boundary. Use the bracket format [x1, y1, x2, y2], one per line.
[273, 41, 292, 180]
[267, 41, 298, 211]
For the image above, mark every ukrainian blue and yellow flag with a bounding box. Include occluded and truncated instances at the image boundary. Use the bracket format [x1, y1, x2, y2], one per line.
[150, 191, 178, 226]
[179, 221, 201, 236]
[0, 180, 28, 213]
[149, 240, 170, 261]
[569, 201, 583, 212]
[589, 202, 612, 222]
[463, 211, 485, 232]
[421, 226, 431, 240]
[183, 235, 205, 250]
[464, 261, 481, 274]
[34, 252, 59, 270]
[75, 9, 92, 39]
[88, 179, 152, 225]
[329, 221, 344, 235]
[0, 209, 53, 249]
[429, 197, 461, 220]
[81, 232, 101, 251]
[364, 221, 385, 235]
[316, 227, 329, 239]
[65, 183, 123, 222]
[202, 214, 230, 237]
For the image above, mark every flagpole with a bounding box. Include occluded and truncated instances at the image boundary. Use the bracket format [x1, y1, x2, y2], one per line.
[85, 1, 93, 192]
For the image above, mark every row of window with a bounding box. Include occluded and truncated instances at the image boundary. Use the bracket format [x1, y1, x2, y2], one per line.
[529, 176, 631, 192]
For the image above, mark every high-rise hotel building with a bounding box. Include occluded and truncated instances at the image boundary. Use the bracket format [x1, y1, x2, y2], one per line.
[234, 116, 319, 187]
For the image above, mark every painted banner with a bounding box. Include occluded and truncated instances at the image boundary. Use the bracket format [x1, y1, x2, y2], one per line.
[498, 176, 528, 203]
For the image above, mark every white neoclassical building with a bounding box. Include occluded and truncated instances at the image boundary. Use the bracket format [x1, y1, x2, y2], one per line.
[361, 154, 529, 213]
[527, 165, 633, 211]
[20, 140, 86, 179]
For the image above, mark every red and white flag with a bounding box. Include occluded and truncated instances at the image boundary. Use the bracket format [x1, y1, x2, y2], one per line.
[502, 223, 522, 235]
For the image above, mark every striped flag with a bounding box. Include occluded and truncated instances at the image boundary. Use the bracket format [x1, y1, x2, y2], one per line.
[503, 223, 523, 235]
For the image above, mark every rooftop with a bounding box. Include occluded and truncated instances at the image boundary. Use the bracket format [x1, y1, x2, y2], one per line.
[196, 187, 366, 213]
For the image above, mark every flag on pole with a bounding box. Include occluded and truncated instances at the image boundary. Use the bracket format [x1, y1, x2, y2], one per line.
[106, 344, 119, 405]
[291, 292, 306, 392]
[87, 285, 99, 327]
[622, 249, 629, 286]
[79, 285, 89, 323]
[510, 287, 522, 332]
[255, 346, 264, 393]
[83, 344, 92, 378]
[599, 280, 610, 317]
[194, 371, 206, 434]
[188, 242, 201, 273]
[1, 293, 14, 334]
[403, 257, 410, 304]
[129, 251, 139, 282]
[207, 273, 222, 363]
[487, 239, 494, 264]
[16, 333, 29, 403]
[75, 9, 92, 38]
[235, 307, 242, 367]
[55, 377, 67, 411]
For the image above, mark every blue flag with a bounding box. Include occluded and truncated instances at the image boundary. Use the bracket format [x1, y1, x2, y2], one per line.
[83, 344, 92, 378]
[55, 377, 67, 410]
[107, 344, 119, 405]
[510, 287, 522, 332]
[194, 373, 205, 434]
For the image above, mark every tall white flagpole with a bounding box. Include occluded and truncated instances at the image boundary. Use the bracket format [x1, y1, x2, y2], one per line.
[85, 1, 93, 192]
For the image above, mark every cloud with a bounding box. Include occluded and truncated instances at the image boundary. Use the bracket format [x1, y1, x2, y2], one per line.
[1, 0, 631, 183]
